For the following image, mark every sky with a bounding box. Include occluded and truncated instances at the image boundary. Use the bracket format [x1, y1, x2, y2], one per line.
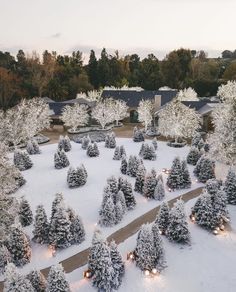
[0, 0, 236, 61]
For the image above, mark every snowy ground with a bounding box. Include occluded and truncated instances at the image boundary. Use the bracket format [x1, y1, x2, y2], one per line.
[67, 199, 236, 292]
[3, 138, 203, 279]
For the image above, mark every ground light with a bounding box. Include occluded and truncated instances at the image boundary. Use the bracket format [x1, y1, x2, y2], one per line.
[49, 244, 56, 257]
[83, 269, 93, 279]
[127, 251, 135, 261]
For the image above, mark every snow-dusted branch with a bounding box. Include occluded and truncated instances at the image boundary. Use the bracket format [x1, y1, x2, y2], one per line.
[61, 104, 89, 132]
[137, 99, 153, 131]
[92, 99, 114, 129]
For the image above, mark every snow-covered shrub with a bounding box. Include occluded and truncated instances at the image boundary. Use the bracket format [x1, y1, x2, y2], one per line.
[194, 156, 215, 183]
[134, 164, 146, 194]
[6, 225, 31, 266]
[54, 149, 70, 169]
[140, 143, 156, 160]
[119, 177, 136, 210]
[119, 145, 126, 157]
[224, 168, 236, 204]
[26, 139, 41, 155]
[4, 263, 34, 292]
[67, 207, 85, 245]
[32, 204, 49, 244]
[0, 245, 11, 274]
[187, 147, 202, 165]
[81, 135, 90, 149]
[133, 128, 145, 142]
[206, 179, 222, 199]
[167, 199, 190, 244]
[105, 132, 116, 148]
[154, 179, 165, 201]
[155, 202, 170, 235]
[120, 156, 127, 174]
[113, 146, 121, 160]
[181, 160, 191, 188]
[127, 155, 142, 177]
[191, 131, 202, 147]
[152, 137, 158, 150]
[18, 197, 33, 227]
[167, 157, 182, 190]
[46, 264, 70, 292]
[99, 186, 117, 227]
[26, 270, 47, 292]
[110, 240, 125, 290]
[58, 135, 72, 152]
[86, 142, 100, 157]
[197, 138, 205, 150]
[67, 165, 87, 188]
[143, 171, 158, 199]
[152, 223, 166, 271]
[14, 150, 33, 171]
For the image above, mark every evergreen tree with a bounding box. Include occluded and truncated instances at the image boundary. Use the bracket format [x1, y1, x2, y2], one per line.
[197, 138, 205, 150]
[139, 143, 145, 156]
[224, 169, 236, 204]
[67, 166, 87, 188]
[143, 172, 157, 199]
[141, 144, 156, 160]
[49, 206, 72, 249]
[213, 189, 229, 226]
[115, 190, 127, 214]
[206, 179, 222, 199]
[99, 195, 116, 227]
[4, 263, 34, 292]
[191, 132, 202, 147]
[133, 128, 145, 142]
[181, 160, 191, 188]
[26, 139, 41, 155]
[167, 157, 183, 190]
[54, 151, 63, 169]
[32, 204, 49, 244]
[18, 197, 33, 227]
[152, 137, 158, 150]
[120, 156, 127, 175]
[88, 229, 104, 272]
[194, 156, 215, 183]
[87, 50, 98, 88]
[187, 147, 201, 165]
[60, 150, 70, 167]
[32, 139, 41, 154]
[46, 264, 70, 292]
[57, 136, 65, 151]
[151, 223, 166, 271]
[86, 143, 100, 157]
[67, 208, 85, 245]
[114, 201, 124, 224]
[14, 169, 26, 189]
[167, 199, 190, 244]
[0, 245, 11, 274]
[113, 146, 121, 160]
[134, 164, 146, 194]
[110, 240, 125, 290]
[81, 135, 90, 150]
[64, 135, 72, 152]
[154, 179, 165, 201]
[119, 179, 136, 210]
[155, 202, 170, 235]
[127, 155, 140, 177]
[81, 163, 88, 179]
[119, 145, 126, 157]
[135, 224, 156, 271]
[106, 176, 118, 198]
[14, 150, 33, 171]
[6, 225, 31, 266]
[26, 270, 47, 292]
[105, 132, 116, 148]
[51, 193, 63, 219]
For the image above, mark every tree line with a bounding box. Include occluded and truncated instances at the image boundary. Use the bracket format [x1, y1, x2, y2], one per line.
[0, 48, 236, 109]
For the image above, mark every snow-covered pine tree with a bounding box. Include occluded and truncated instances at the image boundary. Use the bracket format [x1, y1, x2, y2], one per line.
[64, 135, 72, 152]
[133, 128, 145, 142]
[93, 142, 99, 156]
[60, 150, 70, 167]
[0, 245, 11, 274]
[212, 189, 229, 227]
[119, 145, 126, 157]
[119, 179, 136, 210]
[143, 172, 157, 199]
[81, 135, 90, 150]
[113, 146, 121, 160]
[99, 195, 116, 227]
[139, 143, 145, 156]
[105, 132, 116, 148]
[81, 164, 88, 179]
[187, 147, 201, 165]
[154, 179, 165, 201]
[91, 239, 114, 292]
[88, 229, 104, 272]
[3, 263, 34, 292]
[26, 139, 41, 155]
[67, 208, 85, 245]
[167, 199, 190, 244]
[49, 205, 72, 249]
[107, 176, 118, 197]
[204, 143, 210, 152]
[120, 156, 127, 175]
[134, 164, 146, 194]
[181, 160, 191, 188]
[206, 179, 222, 199]
[115, 190, 127, 215]
[18, 197, 33, 227]
[32, 204, 49, 244]
[54, 151, 63, 169]
[224, 168, 236, 204]
[46, 264, 71, 292]
[191, 132, 202, 147]
[32, 139, 41, 154]
[6, 225, 31, 266]
[194, 156, 215, 183]
[155, 202, 170, 235]
[110, 240, 125, 290]
[135, 224, 156, 271]
[14, 150, 33, 171]
[197, 138, 205, 150]
[87, 143, 100, 157]
[51, 193, 63, 219]
[14, 168, 26, 189]
[167, 157, 183, 190]
[67, 166, 87, 188]
[152, 137, 158, 150]
[26, 270, 47, 292]
[127, 155, 140, 177]
[115, 201, 124, 224]
[151, 223, 166, 271]
[57, 135, 64, 151]
[141, 144, 156, 160]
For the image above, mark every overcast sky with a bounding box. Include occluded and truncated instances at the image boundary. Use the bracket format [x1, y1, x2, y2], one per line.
[0, 0, 236, 60]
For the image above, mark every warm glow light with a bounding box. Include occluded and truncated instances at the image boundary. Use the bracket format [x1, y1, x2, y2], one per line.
[213, 229, 218, 235]
[195, 179, 199, 183]
[152, 268, 158, 275]
[168, 188, 172, 192]
[144, 270, 150, 276]
[83, 270, 92, 279]
[127, 252, 135, 260]
[159, 230, 163, 235]
[220, 225, 225, 231]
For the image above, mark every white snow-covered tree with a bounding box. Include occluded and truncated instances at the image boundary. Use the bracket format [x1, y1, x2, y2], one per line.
[46, 264, 70, 292]
[111, 99, 128, 126]
[26, 270, 47, 292]
[177, 87, 199, 101]
[137, 99, 153, 131]
[61, 104, 89, 132]
[92, 99, 114, 129]
[217, 80, 236, 103]
[82, 89, 102, 102]
[0, 245, 11, 274]
[4, 263, 34, 292]
[158, 99, 200, 142]
[32, 204, 49, 244]
[110, 240, 125, 290]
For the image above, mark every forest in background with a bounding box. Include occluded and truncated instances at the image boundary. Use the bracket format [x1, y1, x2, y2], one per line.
[0, 47, 236, 109]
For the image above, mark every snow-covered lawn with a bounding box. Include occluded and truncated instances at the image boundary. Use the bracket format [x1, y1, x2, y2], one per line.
[68, 199, 236, 292]
[3, 138, 202, 279]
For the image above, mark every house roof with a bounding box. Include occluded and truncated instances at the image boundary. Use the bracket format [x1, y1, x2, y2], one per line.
[48, 102, 74, 116]
[198, 103, 219, 115]
[41, 96, 55, 103]
[101, 90, 177, 108]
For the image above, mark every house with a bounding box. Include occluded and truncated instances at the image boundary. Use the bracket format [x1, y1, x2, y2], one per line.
[101, 89, 178, 122]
